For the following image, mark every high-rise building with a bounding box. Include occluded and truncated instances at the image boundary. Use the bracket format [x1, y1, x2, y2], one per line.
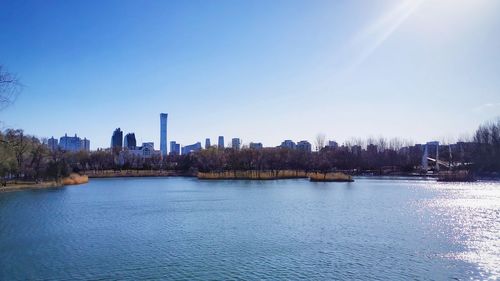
[231, 138, 241, 150]
[296, 140, 312, 152]
[218, 136, 225, 149]
[205, 138, 211, 149]
[182, 142, 202, 155]
[111, 128, 123, 150]
[124, 133, 137, 150]
[60, 134, 89, 152]
[160, 113, 168, 156]
[48, 137, 58, 151]
[170, 141, 180, 156]
[327, 140, 338, 149]
[280, 140, 296, 149]
[249, 142, 263, 149]
[81, 138, 90, 151]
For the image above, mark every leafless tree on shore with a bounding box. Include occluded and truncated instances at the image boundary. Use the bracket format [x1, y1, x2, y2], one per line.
[0, 65, 21, 111]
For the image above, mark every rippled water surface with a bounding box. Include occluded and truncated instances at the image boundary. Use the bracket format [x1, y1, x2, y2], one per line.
[1, 177, 499, 280]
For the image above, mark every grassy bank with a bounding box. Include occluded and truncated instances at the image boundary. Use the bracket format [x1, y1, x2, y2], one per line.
[62, 173, 89, 185]
[0, 173, 89, 193]
[198, 170, 354, 182]
[309, 172, 354, 182]
[0, 181, 62, 192]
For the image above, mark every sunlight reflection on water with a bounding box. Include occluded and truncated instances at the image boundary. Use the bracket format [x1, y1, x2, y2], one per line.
[423, 181, 500, 280]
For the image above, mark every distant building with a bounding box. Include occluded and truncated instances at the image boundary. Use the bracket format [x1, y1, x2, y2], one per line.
[422, 141, 440, 171]
[280, 140, 296, 149]
[170, 141, 180, 156]
[327, 140, 338, 149]
[231, 138, 241, 150]
[126, 142, 161, 159]
[182, 142, 202, 155]
[124, 133, 137, 150]
[351, 145, 362, 156]
[81, 138, 90, 151]
[218, 136, 225, 149]
[160, 113, 168, 156]
[249, 142, 263, 150]
[111, 128, 123, 150]
[59, 134, 89, 152]
[48, 137, 58, 151]
[296, 140, 312, 152]
[143, 142, 154, 149]
[205, 138, 211, 149]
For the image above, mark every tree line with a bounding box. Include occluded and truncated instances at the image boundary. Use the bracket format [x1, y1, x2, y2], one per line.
[1, 119, 499, 184]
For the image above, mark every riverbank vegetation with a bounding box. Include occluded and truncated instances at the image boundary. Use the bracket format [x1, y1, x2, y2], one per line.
[198, 170, 308, 180]
[309, 172, 353, 182]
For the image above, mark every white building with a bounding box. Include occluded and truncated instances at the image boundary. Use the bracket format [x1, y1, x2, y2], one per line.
[127, 142, 161, 159]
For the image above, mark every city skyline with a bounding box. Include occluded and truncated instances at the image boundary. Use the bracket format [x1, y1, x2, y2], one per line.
[1, 0, 500, 148]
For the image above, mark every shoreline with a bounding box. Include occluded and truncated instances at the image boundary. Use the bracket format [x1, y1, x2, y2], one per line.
[2, 172, 497, 193]
[0, 181, 63, 193]
[0, 173, 89, 193]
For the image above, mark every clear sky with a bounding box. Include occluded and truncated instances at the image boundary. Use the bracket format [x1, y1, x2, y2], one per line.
[1, 0, 499, 149]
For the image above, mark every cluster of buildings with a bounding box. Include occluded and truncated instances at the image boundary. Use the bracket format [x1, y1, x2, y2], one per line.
[110, 127, 161, 159]
[47, 134, 90, 152]
[279, 140, 312, 152]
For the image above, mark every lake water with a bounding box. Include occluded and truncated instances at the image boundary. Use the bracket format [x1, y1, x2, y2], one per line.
[1, 177, 499, 280]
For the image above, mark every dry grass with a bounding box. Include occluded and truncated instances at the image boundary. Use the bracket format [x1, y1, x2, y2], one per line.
[0, 181, 61, 192]
[308, 172, 353, 182]
[62, 173, 89, 185]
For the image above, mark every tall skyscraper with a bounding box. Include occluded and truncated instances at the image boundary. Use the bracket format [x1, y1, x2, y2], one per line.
[205, 138, 211, 149]
[231, 138, 241, 150]
[124, 133, 137, 150]
[111, 128, 123, 150]
[218, 136, 225, 149]
[160, 113, 168, 156]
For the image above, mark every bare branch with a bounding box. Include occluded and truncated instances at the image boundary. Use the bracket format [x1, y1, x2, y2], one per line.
[0, 65, 21, 111]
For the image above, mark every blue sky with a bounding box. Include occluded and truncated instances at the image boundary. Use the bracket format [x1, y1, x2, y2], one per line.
[1, 0, 499, 149]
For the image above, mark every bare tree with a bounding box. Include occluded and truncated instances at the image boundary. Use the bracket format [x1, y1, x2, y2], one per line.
[0, 65, 21, 111]
[315, 133, 326, 151]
